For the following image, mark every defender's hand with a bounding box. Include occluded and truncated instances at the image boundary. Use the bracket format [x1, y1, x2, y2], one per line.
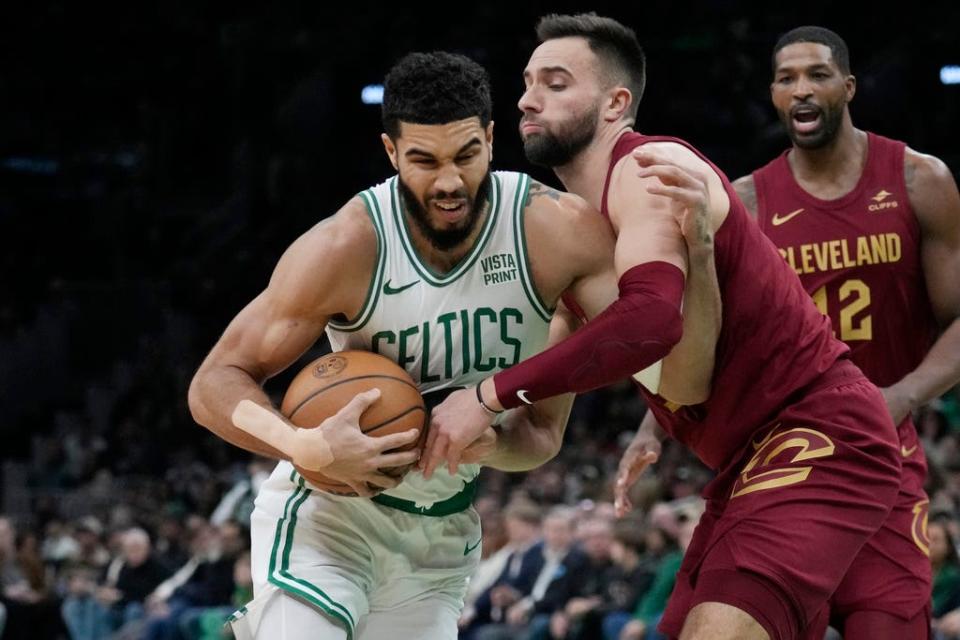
[460, 426, 499, 465]
[633, 148, 714, 252]
[421, 385, 494, 479]
[614, 429, 662, 517]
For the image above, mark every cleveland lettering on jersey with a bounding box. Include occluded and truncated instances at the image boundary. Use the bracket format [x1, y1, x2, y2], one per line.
[778, 232, 902, 275]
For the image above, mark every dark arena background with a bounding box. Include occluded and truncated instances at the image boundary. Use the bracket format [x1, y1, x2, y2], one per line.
[1, 1, 959, 639]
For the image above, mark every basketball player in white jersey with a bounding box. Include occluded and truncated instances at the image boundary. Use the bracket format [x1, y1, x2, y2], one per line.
[188, 52, 717, 640]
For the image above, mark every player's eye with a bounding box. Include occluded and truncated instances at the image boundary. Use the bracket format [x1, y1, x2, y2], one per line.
[549, 84, 566, 91]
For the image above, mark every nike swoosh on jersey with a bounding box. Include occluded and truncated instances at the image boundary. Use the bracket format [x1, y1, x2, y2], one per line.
[901, 444, 918, 458]
[382, 279, 420, 295]
[516, 390, 532, 405]
[463, 538, 482, 556]
[771, 208, 805, 226]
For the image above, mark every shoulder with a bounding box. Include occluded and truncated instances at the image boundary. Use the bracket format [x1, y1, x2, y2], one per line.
[731, 174, 758, 218]
[903, 147, 960, 234]
[522, 180, 614, 242]
[904, 147, 956, 194]
[281, 196, 377, 271]
[268, 196, 378, 309]
[612, 140, 707, 176]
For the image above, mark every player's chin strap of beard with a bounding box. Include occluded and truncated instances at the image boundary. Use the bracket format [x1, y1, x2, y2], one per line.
[494, 261, 685, 409]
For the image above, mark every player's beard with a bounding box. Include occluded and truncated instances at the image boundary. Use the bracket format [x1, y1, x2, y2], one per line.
[781, 97, 845, 150]
[398, 170, 492, 251]
[522, 104, 600, 168]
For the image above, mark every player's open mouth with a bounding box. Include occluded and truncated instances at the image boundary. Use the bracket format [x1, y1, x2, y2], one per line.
[433, 200, 467, 222]
[792, 106, 821, 134]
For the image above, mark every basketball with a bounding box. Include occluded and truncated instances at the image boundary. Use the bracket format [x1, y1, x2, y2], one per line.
[280, 350, 427, 496]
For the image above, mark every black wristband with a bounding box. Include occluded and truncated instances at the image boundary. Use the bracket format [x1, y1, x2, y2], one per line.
[476, 384, 503, 416]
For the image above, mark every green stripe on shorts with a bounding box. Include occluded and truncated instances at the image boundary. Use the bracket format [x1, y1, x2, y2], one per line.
[268, 475, 356, 638]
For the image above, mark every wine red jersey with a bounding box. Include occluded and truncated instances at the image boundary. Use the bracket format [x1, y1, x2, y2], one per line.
[602, 132, 849, 469]
[753, 132, 938, 387]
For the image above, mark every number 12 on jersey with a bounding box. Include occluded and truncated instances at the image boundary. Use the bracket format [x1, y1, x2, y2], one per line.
[811, 279, 872, 341]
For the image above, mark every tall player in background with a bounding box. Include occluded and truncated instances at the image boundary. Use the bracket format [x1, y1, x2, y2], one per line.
[617, 25, 960, 639]
[427, 13, 907, 640]
[188, 51, 715, 640]
[733, 26, 960, 638]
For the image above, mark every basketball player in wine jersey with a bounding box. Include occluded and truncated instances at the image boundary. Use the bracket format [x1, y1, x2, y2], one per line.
[726, 26, 960, 639]
[427, 14, 909, 640]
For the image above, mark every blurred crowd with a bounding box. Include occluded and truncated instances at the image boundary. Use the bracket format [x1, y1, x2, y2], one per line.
[2, 377, 960, 639]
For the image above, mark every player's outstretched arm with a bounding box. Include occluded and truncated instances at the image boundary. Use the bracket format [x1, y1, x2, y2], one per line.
[466, 301, 581, 472]
[882, 151, 960, 422]
[188, 201, 420, 492]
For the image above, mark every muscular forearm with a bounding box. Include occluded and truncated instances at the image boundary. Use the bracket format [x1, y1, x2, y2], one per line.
[483, 396, 575, 472]
[891, 319, 960, 410]
[188, 364, 292, 460]
[658, 245, 721, 404]
[638, 409, 668, 442]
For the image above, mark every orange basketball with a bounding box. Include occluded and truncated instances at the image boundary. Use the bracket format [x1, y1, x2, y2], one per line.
[280, 350, 426, 496]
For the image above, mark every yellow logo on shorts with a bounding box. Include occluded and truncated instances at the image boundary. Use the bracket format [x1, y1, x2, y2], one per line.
[731, 426, 835, 498]
[911, 499, 930, 557]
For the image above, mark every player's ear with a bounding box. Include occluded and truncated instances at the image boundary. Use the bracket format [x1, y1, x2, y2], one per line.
[485, 121, 494, 162]
[381, 133, 400, 171]
[845, 74, 856, 103]
[604, 87, 632, 123]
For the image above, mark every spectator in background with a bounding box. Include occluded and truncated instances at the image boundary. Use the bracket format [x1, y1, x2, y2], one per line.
[141, 520, 244, 640]
[62, 526, 172, 640]
[153, 515, 190, 571]
[599, 520, 658, 640]
[70, 516, 111, 571]
[617, 513, 696, 640]
[462, 500, 543, 634]
[0, 516, 66, 639]
[932, 515, 960, 639]
[185, 549, 254, 640]
[470, 507, 587, 640]
[537, 514, 615, 640]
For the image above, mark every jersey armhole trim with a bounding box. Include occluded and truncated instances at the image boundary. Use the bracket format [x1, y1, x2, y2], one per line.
[328, 189, 386, 332]
[513, 174, 554, 323]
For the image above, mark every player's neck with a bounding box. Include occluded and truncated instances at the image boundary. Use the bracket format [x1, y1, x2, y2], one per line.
[788, 121, 867, 187]
[554, 123, 632, 211]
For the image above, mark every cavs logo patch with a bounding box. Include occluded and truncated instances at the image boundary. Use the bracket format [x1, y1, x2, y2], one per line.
[911, 499, 930, 557]
[313, 355, 348, 379]
[731, 426, 835, 499]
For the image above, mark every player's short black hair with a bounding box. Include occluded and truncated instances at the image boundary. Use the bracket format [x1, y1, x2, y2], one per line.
[773, 26, 851, 75]
[535, 13, 646, 119]
[382, 51, 492, 139]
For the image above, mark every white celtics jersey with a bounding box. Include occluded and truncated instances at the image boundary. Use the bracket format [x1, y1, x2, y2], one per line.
[326, 171, 552, 509]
